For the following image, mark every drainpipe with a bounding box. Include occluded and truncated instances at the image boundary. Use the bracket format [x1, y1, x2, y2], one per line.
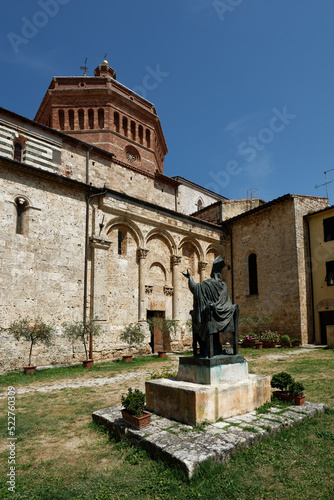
[83, 187, 108, 359]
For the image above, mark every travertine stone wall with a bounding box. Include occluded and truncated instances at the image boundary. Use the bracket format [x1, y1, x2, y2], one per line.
[225, 195, 328, 343]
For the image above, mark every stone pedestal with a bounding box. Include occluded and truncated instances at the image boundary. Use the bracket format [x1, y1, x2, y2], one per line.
[177, 355, 248, 385]
[145, 355, 271, 426]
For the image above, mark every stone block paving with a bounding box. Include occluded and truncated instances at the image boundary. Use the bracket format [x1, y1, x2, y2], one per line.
[92, 401, 327, 478]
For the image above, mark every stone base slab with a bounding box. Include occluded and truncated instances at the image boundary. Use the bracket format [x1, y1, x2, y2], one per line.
[177, 355, 248, 385]
[92, 401, 327, 478]
[145, 374, 271, 426]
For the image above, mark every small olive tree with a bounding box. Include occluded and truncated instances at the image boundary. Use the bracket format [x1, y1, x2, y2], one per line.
[6, 316, 55, 367]
[63, 317, 101, 360]
[120, 324, 145, 352]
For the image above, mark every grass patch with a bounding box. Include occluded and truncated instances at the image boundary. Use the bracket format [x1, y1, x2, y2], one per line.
[0, 349, 333, 499]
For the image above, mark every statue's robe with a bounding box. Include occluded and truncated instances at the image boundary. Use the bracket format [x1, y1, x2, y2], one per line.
[188, 276, 235, 341]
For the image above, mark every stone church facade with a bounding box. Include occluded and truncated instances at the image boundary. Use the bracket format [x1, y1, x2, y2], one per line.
[0, 59, 329, 372]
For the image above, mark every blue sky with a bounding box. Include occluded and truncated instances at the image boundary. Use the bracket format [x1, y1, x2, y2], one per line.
[1, 0, 334, 203]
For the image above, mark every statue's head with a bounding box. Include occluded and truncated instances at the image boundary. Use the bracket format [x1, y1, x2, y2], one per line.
[210, 256, 226, 278]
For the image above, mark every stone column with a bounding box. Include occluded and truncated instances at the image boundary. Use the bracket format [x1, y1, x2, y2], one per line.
[199, 261, 208, 282]
[137, 248, 149, 322]
[171, 255, 182, 321]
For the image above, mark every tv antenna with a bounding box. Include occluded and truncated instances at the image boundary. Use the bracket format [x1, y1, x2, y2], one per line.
[315, 168, 334, 199]
[80, 58, 88, 76]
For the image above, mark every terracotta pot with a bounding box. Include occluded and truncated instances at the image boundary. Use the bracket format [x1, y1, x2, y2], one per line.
[158, 351, 167, 358]
[262, 341, 277, 348]
[121, 409, 151, 429]
[82, 359, 94, 368]
[280, 342, 292, 347]
[242, 341, 257, 348]
[122, 355, 133, 362]
[273, 391, 305, 405]
[23, 366, 36, 375]
[292, 342, 301, 348]
[255, 342, 263, 349]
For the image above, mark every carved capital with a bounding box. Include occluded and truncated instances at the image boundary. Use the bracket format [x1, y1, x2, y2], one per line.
[137, 248, 149, 260]
[164, 286, 174, 296]
[145, 285, 153, 295]
[171, 255, 182, 267]
[199, 261, 208, 272]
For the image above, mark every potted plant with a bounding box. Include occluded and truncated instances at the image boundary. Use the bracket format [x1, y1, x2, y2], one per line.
[120, 323, 145, 361]
[63, 316, 101, 368]
[121, 387, 151, 429]
[291, 338, 302, 347]
[280, 334, 292, 347]
[271, 371, 294, 392]
[6, 316, 54, 374]
[242, 333, 259, 347]
[271, 372, 305, 405]
[261, 329, 280, 348]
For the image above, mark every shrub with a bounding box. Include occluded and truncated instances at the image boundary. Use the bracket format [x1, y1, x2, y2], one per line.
[287, 381, 305, 396]
[271, 371, 294, 391]
[121, 388, 146, 417]
[261, 330, 280, 342]
[281, 335, 290, 343]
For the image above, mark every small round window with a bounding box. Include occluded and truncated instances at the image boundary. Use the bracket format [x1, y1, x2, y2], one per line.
[125, 146, 140, 164]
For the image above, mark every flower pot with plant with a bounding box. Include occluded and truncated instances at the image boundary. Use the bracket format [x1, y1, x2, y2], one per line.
[291, 339, 302, 347]
[242, 333, 259, 347]
[120, 323, 145, 361]
[271, 371, 305, 405]
[280, 334, 292, 347]
[121, 387, 151, 429]
[287, 381, 305, 405]
[6, 316, 54, 374]
[63, 316, 101, 367]
[261, 330, 280, 347]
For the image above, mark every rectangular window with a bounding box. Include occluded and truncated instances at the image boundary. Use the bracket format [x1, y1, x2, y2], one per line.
[323, 216, 334, 242]
[326, 261, 334, 286]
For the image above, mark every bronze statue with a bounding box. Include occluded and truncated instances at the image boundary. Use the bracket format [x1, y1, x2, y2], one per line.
[183, 256, 238, 357]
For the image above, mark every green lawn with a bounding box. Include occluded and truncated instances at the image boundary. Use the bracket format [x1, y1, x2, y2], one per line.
[0, 348, 333, 499]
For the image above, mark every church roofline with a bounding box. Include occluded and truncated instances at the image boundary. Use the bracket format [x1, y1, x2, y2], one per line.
[172, 176, 229, 200]
[222, 193, 329, 224]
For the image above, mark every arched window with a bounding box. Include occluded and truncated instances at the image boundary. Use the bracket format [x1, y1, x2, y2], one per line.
[248, 253, 258, 295]
[15, 198, 27, 234]
[131, 120, 136, 140]
[146, 129, 151, 148]
[118, 228, 127, 255]
[14, 142, 23, 162]
[78, 109, 85, 130]
[196, 198, 204, 211]
[58, 109, 65, 130]
[68, 109, 75, 130]
[88, 109, 94, 130]
[138, 125, 143, 144]
[114, 112, 120, 132]
[98, 109, 104, 129]
[122, 117, 128, 136]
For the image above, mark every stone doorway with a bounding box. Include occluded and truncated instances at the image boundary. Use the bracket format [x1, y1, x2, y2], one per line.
[319, 310, 334, 344]
[147, 310, 165, 352]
